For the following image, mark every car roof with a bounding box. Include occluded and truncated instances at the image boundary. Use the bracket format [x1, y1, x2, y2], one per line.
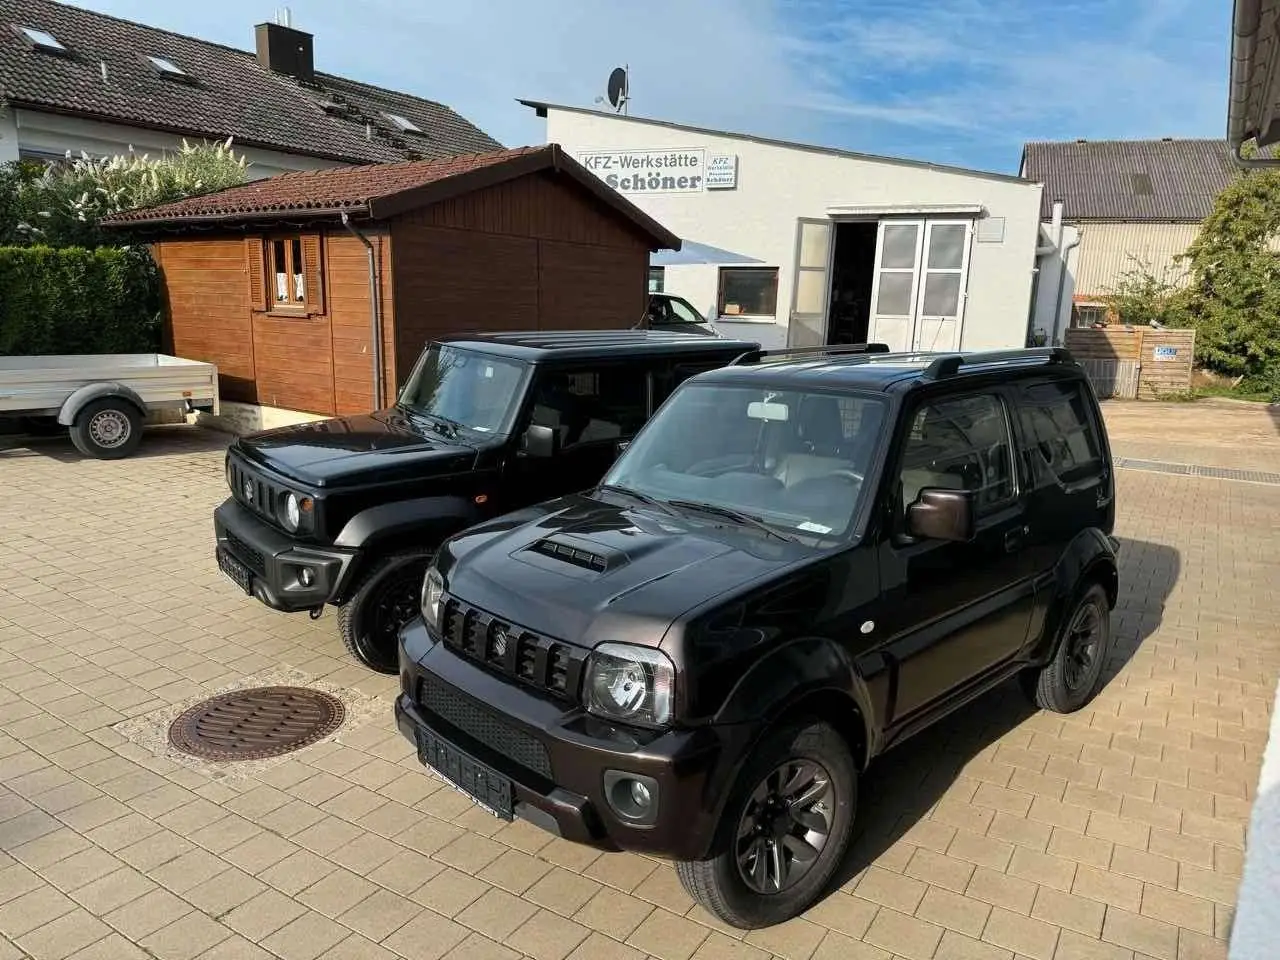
[694, 346, 1086, 393]
[435, 330, 758, 361]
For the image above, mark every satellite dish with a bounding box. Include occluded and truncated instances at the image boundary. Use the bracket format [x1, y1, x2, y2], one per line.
[606, 66, 629, 114]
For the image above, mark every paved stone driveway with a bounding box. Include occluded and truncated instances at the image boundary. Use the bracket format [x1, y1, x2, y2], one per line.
[1, 401, 1278, 960]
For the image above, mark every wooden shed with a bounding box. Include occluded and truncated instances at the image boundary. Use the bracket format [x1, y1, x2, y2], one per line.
[103, 145, 680, 420]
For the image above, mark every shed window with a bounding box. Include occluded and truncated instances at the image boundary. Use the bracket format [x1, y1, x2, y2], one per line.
[269, 236, 309, 310]
[718, 267, 778, 318]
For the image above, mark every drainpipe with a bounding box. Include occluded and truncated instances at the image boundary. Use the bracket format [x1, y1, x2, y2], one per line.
[1051, 230, 1083, 346]
[1026, 201, 1065, 344]
[340, 209, 385, 409]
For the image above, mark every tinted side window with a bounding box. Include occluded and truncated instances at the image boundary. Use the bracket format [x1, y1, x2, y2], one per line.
[651, 360, 732, 406]
[530, 365, 648, 447]
[1018, 381, 1104, 484]
[898, 394, 1015, 515]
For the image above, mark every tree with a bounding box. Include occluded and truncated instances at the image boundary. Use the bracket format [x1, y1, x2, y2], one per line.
[1179, 165, 1280, 399]
[0, 138, 248, 248]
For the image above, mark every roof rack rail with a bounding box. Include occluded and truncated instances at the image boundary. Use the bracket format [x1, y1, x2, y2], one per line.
[921, 347, 1075, 381]
[730, 342, 891, 366]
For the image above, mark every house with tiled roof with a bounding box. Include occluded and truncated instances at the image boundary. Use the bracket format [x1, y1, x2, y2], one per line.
[0, 0, 501, 177]
[1019, 138, 1237, 329]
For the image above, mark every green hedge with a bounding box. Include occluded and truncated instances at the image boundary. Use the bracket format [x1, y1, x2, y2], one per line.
[0, 245, 162, 356]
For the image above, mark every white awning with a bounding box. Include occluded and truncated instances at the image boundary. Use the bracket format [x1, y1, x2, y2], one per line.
[824, 203, 986, 218]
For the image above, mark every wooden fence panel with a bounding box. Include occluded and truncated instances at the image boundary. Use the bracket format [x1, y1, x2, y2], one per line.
[1064, 327, 1195, 399]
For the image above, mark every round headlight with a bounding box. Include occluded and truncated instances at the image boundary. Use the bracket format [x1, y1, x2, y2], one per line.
[583, 644, 674, 727]
[283, 492, 301, 531]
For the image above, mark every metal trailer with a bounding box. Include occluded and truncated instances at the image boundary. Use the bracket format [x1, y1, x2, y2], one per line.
[0, 354, 219, 459]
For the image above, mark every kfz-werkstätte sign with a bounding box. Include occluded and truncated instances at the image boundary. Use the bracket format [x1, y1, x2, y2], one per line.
[577, 148, 738, 195]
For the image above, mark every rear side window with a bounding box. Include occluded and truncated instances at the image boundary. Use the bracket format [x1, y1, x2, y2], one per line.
[898, 393, 1015, 515]
[529, 365, 648, 447]
[1018, 381, 1105, 484]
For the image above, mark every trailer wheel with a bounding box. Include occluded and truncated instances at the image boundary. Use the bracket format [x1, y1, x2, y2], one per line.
[70, 399, 143, 459]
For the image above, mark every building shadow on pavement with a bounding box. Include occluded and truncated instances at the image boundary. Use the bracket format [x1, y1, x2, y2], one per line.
[0, 424, 231, 462]
[824, 537, 1181, 896]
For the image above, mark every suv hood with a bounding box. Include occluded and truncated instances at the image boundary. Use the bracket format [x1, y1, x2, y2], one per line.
[234, 409, 477, 488]
[438, 494, 811, 652]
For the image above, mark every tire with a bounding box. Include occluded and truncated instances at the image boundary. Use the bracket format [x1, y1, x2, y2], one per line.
[676, 720, 857, 929]
[1028, 582, 1112, 714]
[337, 551, 433, 673]
[69, 399, 143, 460]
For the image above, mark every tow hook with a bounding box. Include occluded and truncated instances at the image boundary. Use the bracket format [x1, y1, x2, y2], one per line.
[308, 607, 324, 620]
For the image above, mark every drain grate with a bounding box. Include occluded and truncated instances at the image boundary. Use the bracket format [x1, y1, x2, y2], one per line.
[168, 686, 345, 761]
[1115, 457, 1280, 486]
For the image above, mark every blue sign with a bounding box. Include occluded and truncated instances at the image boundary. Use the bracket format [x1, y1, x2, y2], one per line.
[1153, 346, 1178, 361]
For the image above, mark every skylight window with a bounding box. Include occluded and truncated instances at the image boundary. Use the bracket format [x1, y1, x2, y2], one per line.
[382, 112, 423, 134]
[17, 25, 66, 52]
[146, 55, 185, 76]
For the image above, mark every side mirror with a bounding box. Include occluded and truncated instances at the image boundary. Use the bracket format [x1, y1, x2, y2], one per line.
[906, 488, 975, 542]
[521, 424, 559, 458]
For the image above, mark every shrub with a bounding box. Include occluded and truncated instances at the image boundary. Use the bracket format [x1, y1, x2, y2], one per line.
[0, 245, 162, 355]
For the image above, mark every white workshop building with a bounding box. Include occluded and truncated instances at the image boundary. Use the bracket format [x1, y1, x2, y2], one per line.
[522, 100, 1054, 352]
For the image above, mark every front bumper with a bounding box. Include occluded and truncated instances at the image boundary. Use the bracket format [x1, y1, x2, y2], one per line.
[395, 615, 754, 861]
[213, 498, 356, 612]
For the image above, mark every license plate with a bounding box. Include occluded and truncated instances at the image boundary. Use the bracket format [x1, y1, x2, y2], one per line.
[216, 546, 254, 595]
[416, 727, 514, 820]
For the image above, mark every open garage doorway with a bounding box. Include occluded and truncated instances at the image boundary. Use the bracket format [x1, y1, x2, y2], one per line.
[825, 222, 877, 345]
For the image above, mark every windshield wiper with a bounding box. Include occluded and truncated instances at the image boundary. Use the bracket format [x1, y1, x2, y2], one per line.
[397, 404, 463, 440]
[665, 499, 795, 542]
[597, 483, 678, 516]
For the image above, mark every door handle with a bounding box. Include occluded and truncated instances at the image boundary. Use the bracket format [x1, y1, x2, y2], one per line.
[1004, 526, 1028, 552]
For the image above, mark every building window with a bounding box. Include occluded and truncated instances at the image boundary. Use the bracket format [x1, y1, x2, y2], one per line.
[1072, 304, 1106, 328]
[718, 267, 778, 318]
[269, 237, 308, 311]
[648, 267, 665, 293]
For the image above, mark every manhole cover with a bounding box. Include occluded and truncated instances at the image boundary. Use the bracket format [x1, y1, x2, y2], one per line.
[168, 686, 345, 761]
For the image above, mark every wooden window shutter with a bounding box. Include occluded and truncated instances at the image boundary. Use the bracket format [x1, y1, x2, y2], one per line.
[245, 237, 267, 310]
[302, 234, 325, 314]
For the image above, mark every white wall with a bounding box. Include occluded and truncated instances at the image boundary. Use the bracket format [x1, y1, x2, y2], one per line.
[0, 109, 19, 164]
[1070, 221, 1199, 297]
[544, 108, 1044, 351]
[11, 109, 346, 179]
[1032, 224, 1081, 346]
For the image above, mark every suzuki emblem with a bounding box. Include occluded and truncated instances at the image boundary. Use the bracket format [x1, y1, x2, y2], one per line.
[242, 478, 254, 502]
[491, 628, 508, 658]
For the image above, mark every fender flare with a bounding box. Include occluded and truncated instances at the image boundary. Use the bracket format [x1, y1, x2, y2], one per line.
[1038, 528, 1119, 660]
[57, 382, 147, 426]
[711, 640, 880, 819]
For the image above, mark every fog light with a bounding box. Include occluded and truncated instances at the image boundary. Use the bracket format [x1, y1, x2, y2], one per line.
[603, 770, 659, 826]
[299, 567, 315, 587]
[630, 780, 651, 809]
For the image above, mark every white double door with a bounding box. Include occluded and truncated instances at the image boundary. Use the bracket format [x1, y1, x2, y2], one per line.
[867, 219, 972, 353]
[787, 217, 972, 352]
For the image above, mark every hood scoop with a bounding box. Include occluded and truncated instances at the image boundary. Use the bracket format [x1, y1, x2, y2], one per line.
[519, 534, 625, 579]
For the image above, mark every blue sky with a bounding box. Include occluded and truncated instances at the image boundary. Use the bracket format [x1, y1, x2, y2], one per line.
[69, 0, 1231, 174]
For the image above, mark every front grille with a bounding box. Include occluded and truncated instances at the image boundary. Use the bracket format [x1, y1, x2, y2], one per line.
[224, 531, 265, 575]
[438, 597, 587, 701]
[417, 673, 553, 780]
[229, 457, 283, 526]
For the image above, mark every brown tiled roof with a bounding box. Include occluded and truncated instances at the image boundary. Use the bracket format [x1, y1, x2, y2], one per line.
[0, 0, 501, 164]
[1020, 139, 1238, 221]
[101, 144, 683, 251]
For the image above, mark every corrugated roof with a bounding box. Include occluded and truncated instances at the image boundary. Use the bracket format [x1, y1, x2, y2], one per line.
[100, 144, 684, 251]
[1020, 139, 1238, 221]
[0, 0, 501, 164]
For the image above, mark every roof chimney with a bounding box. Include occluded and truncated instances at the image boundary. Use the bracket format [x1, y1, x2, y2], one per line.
[255, 18, 314, 83]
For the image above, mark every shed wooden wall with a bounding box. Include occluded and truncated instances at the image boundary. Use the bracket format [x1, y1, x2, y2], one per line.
[1065, 327, 1196, 399]
[155, 231, 395, 418]
[390, 171, 651, 385]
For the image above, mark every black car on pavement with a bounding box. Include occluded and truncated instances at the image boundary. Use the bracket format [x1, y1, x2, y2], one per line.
[213, 331, 758, 672]
[395, 344, 1120, 928]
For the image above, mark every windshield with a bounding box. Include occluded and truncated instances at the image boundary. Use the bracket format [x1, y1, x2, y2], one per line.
[650, 295, 706, 326]
[603, 383, 887, 538]
[397, 344, 528, 436]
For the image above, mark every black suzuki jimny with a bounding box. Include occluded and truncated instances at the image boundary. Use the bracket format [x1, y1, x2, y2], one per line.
[213, 331, 757, 672]
[395, 344, 1120, 928]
